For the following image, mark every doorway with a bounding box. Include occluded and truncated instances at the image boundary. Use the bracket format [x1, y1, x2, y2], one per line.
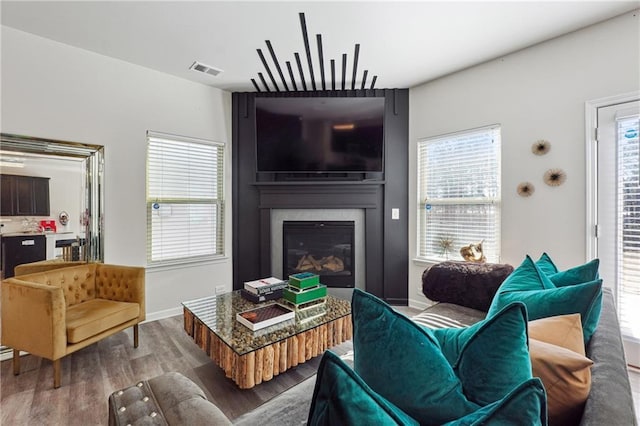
[587, 93, 640, 367]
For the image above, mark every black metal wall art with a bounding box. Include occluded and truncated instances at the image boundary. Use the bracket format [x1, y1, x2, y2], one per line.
[250, 13, 378, 92]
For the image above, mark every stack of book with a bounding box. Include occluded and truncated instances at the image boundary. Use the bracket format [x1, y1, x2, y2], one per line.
[241, 277, 287, 303]
[236, 303, 295, 331]
[282, 272, 327, 309]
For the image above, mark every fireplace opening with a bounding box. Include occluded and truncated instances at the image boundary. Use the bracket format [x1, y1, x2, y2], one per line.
[283, 221, 355, 288]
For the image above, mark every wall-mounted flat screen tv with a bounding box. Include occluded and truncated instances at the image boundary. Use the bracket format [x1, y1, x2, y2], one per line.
[255, 97, 385, 173]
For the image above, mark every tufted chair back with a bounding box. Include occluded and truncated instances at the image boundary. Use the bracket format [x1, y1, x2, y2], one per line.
[8, 264, 146, 318]
[14, 264, 98, 308]
[14, 259, 86, 277]
[95, 264, 146, 322]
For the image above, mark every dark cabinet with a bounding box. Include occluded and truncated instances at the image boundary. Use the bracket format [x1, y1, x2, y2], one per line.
[0, 174, 50, 216]
[15, 176, 34, 215]
[1, 234, 46, 278]
[32, 178, 50, 216]
[0, 175, 14, 215]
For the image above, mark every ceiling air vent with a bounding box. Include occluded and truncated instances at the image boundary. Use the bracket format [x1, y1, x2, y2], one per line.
[189, 61, 223, 77]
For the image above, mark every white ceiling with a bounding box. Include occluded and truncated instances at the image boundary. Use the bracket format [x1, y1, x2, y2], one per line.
[1, 1, 638, 92]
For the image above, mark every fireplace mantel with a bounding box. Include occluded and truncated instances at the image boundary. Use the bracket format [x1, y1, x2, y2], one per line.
[254, 181, 384, 209]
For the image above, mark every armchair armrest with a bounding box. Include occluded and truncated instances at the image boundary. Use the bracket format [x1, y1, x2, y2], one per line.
[95, 264, 145, 322]
[1, 278, 67, 360]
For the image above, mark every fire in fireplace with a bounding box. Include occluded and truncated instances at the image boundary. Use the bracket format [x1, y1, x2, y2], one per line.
[283, 221, 355, 288]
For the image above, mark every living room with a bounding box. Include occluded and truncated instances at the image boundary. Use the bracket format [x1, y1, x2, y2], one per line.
[1, 1, 639, 424]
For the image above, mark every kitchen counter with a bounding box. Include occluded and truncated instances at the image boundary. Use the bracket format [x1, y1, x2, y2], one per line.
[1, 231, 74, 237]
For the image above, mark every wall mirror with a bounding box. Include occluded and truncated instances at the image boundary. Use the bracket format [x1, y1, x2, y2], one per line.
[0, 133, 105, 263]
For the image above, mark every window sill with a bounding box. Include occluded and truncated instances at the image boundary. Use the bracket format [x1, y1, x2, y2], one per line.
[146, 255, 229, 273]
[412, 257, 446, 266]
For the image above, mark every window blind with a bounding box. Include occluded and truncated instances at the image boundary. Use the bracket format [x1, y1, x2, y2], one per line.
[417, 126, 501, 262]
[146, 131, 224, 265]
[616, 115, 640, 340]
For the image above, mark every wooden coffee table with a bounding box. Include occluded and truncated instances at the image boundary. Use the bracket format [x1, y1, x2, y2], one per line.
[182, 291, 352, 389]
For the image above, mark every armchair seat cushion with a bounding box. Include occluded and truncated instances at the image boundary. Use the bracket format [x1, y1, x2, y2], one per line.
[66, 298, 140, 343]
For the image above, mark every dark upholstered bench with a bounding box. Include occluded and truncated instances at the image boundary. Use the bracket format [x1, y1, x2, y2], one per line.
[108, 372, 231, 426]
[422, 261, 514, 312]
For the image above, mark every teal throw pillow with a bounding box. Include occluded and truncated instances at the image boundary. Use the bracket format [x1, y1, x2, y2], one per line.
[488, 255, 602, 343]
[432, 303, 533, 406]
[536, 253, 603, 345]
[307, 350, 418, 426]
[443, 378, 548, 426]
[536, 253, 600, 287]
[352, 289, 480, 424]
[535, 252, 559, 275]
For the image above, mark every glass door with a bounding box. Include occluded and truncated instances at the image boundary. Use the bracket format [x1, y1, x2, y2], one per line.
[597, 99, 640, 367]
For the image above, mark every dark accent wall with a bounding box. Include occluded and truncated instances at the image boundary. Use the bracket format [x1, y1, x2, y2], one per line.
[232, 89, 408, 304]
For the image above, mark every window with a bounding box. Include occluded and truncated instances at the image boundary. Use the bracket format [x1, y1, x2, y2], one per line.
[417, 125, 501, 262]
[146, 131, 224, 265]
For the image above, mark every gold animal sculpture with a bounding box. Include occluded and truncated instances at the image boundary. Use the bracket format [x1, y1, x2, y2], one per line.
[460, 241, 486, 263]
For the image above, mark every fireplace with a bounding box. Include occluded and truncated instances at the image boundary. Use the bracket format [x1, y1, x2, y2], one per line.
[283, 221, 355, 288]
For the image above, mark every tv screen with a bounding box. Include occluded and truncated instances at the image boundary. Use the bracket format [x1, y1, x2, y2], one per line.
[255, 97, 384, 173]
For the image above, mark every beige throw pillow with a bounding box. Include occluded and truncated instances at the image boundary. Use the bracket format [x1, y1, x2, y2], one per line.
[528, 314, 593, 426]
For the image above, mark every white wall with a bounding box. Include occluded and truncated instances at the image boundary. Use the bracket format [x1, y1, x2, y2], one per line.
[408, 11, 640, 308]
[1, 26, 233, 319]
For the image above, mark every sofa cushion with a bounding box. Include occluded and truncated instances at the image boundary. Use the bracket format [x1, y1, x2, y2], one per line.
[529, 314, 593, 426]
[108, 377, 168, 425]
[352, 289, 480, 424]
[308, 350, 418, 426]
[444, 378, 547, 425]
[535, 253, 603, 346]
[487, 255, 602, 343]
[353, 289, 549, 425]
[529, 313, 586, 354]
[536, 253, 600, 287]
[412, 303, 483, 329]
[148, 372, 231, 426]
[530, 339, 592, 426]
[431, 303, 533, 406]
[66, 298, 139, 343]
[234, 377, 317, 426]
[109, 372, 231, 426]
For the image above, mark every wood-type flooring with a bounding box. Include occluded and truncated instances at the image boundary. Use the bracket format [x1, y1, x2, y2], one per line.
[2, 307, 638, 425]
[0, 315, 351, 425]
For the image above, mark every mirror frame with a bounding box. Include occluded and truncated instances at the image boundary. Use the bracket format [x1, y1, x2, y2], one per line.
[0, 133, 105, 262]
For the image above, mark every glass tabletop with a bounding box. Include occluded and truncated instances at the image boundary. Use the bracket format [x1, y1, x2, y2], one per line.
[182, 290, 351, 356]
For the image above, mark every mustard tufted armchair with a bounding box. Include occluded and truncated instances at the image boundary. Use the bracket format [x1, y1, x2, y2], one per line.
[1, 263, 145, 388]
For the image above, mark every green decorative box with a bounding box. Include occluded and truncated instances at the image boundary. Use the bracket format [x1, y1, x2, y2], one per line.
[283, 284, 327, 305]
[288, 272, 320, 290]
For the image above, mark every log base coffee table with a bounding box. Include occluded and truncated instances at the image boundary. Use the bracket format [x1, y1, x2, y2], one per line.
[183, 291, 352, 389]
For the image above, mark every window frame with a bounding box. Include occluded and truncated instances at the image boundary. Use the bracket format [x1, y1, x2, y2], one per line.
[146, 130, 225, 267]
[416, 125, 501, 263]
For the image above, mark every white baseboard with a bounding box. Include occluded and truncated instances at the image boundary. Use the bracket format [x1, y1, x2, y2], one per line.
[143, 306, 183, 323]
